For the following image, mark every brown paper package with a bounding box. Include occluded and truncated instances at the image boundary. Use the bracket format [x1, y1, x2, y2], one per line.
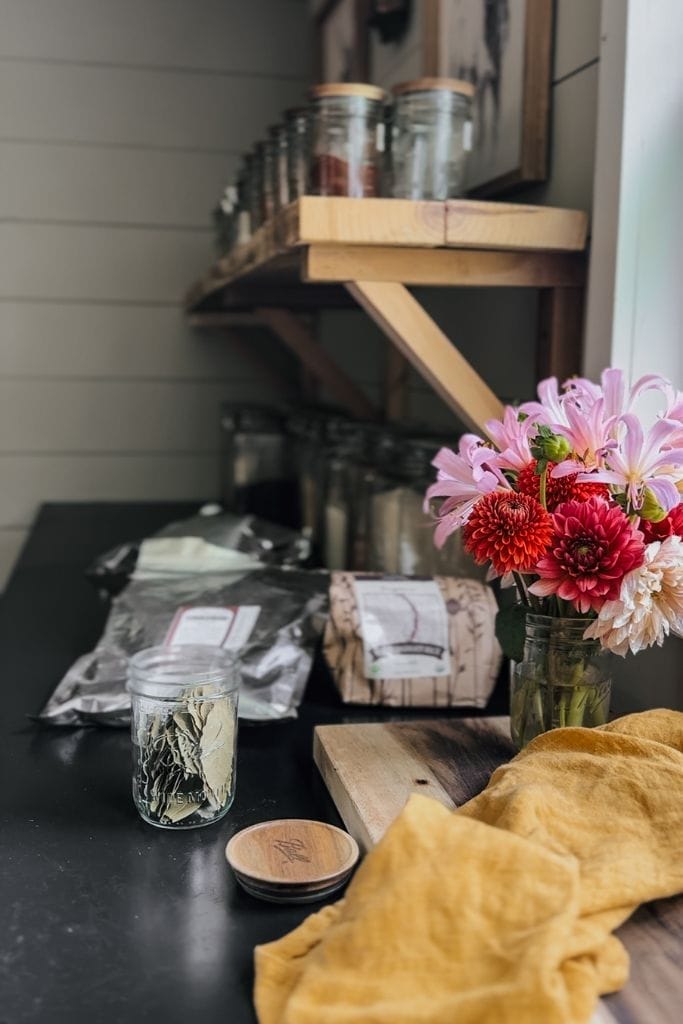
[323, 572, 502, 707]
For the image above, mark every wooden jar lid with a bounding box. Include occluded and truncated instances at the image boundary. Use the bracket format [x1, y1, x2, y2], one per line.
[311, 82, 386, 103]
[226, 819, 359, 902]
[393, 77, 475, 99]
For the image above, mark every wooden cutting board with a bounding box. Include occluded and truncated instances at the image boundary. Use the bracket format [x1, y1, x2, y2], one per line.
[313, 716, 514, 852]
[313, 716, 683, 1024]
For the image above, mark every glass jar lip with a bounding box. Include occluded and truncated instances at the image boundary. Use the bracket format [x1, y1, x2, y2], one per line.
[310, 82, 386, 103]
[127, 644, 238, 696]
[393, 76, 475, 99]
[525, 613, 596, 626]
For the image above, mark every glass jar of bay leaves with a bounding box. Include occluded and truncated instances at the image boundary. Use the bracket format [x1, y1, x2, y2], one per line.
[127, 646, 239, 829]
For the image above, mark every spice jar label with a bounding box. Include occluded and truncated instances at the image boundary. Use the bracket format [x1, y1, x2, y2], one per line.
[352, 579, 451, 680]
[166, 605, 260, 649]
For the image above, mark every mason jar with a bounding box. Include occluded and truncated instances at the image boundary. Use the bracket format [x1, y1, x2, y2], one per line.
[389, 77, 474, 200]
[510, 615, 613, 749]
[127, 646, 239, 829]
[308, 83, 385, 197]
[235, 153, 253, 244]
[285, 106, 310, 200]
[261, 137, 277, 223]
[248, 143, 265, 231]
[269, 122, 290, 211]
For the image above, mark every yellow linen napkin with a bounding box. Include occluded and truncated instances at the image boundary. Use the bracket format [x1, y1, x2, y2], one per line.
[254, 710, 683, 1024]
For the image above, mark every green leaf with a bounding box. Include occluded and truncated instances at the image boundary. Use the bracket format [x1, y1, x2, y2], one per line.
[495, 603, 527, 662]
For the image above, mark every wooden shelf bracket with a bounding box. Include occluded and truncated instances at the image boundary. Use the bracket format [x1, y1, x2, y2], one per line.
[346, 281, 505, 435]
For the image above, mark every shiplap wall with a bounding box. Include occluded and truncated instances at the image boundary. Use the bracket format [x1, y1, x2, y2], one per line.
[0, 0, 310, 587]
[320, 0, 602, 431]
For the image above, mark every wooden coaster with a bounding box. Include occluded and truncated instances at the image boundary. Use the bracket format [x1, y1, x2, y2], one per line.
[225, 819, 359, 902]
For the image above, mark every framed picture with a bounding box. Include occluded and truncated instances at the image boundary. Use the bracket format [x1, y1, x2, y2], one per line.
[315, 0, 371, 83]
[431, 0, 553, 195]
[367, 0, 551, 196]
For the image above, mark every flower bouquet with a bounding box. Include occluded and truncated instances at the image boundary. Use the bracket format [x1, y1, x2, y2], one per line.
[426, 369, 683, 747]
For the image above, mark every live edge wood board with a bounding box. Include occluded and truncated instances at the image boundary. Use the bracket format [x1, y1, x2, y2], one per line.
[185, 197, 588, 434]
[313, 717, 683, 1024]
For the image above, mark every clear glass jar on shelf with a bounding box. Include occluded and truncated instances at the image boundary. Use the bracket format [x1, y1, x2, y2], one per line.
[285, 106, 310, 201]
[370, 436, 483, 577]
[269, 122, 290, 211]
[287, 408, 328, 546]
[248, 143, 265, 231]
[220, 404, 295, 523]
[212, 184, 237, 255]
[235, 153, 253, 244]
[389, 77, 474, 200]
[128, 646, 239, 830]
[321, 418, 368, 570]
[261, 137, 277, 223]
[308, 83, 385, 197]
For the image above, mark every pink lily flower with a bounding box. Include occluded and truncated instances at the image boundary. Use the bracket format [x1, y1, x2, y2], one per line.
[551, 397, 618, 477]
[484, 406, 535, 471]
[574, 413, 683, 512]
[567, 368, 672, 420]
[425, 437, 508, 547]
[518, 376, 567, 428]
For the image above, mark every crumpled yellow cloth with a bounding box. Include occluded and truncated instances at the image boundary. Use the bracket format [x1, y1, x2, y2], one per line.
[254, 710, 683, 1024]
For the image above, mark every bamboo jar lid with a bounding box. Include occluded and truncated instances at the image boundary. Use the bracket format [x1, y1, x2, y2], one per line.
[393, 77, 475, 99]
[226, 819, 360, 903]
[311, 82, 386, 103]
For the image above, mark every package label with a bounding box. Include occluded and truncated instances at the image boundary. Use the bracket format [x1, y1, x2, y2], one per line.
[352, 579, 450, 679]
[165, 606, 260, 650]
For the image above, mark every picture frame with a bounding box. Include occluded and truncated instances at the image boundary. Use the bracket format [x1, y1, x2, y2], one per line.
[368, 0, 552, 196]
[315, 0, 371, 83]
[432, 0, 552, 195]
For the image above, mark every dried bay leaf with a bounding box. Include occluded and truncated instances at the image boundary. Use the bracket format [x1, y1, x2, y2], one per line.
[199, 698, 234, 809]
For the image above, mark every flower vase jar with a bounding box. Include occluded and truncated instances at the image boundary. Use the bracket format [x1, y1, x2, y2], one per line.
[510, 614, 612, 749]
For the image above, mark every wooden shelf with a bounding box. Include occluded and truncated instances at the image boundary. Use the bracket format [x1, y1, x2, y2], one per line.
[185, 197, 589, 433]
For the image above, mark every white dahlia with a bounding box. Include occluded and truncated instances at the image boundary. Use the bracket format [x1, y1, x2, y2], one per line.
[584, 535, 683, 655]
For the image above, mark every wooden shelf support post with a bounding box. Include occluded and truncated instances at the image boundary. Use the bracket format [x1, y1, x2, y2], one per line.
[346, 281, 504, 436]
[256, 307, 380, 421]
[537, 287, 585, 382]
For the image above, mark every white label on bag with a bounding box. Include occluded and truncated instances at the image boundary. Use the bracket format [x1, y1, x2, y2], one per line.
[463, 120, 473, 152]
[353, 579, 450, 680]
[165, 606, 260, 650]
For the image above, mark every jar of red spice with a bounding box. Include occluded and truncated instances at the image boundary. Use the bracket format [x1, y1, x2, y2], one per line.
[308, 83, 386, 198]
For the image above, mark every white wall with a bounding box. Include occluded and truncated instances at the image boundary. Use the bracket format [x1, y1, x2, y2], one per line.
[0, 0, 310, 586]
[320, 0, 602, 432]
[584, 0, 683, 713]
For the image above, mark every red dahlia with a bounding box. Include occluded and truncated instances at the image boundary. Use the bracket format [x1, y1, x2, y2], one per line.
[463, 491, 553, 576]
[517, 460, 609, 511]
[529, 496, 645, 614]
[639, 503, 683, 544]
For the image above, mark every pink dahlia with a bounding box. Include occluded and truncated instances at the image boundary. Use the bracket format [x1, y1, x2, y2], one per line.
[529, 496, 646, 613]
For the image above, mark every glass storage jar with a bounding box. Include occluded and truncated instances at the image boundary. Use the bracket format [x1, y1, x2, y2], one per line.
[128, 645, 239, 829]
[285, 106, 310, 200]
[389, 77, 474, 200]
[308, 83, 385, 197]
[321, 418, 368, 570]
[369, 436, 483, 577]
[261, 137, 277, 223]
[248, 143, 265, 231]
[269, 123, 290, 211]
[235, 153, 253, 244]
[220, 404, 297, 526]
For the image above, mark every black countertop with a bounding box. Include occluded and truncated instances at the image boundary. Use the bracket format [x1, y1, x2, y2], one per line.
[0, 503, 509, 1024]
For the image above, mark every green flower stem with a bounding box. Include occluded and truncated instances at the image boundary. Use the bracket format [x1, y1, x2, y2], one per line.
[539, 463, 548, 511]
